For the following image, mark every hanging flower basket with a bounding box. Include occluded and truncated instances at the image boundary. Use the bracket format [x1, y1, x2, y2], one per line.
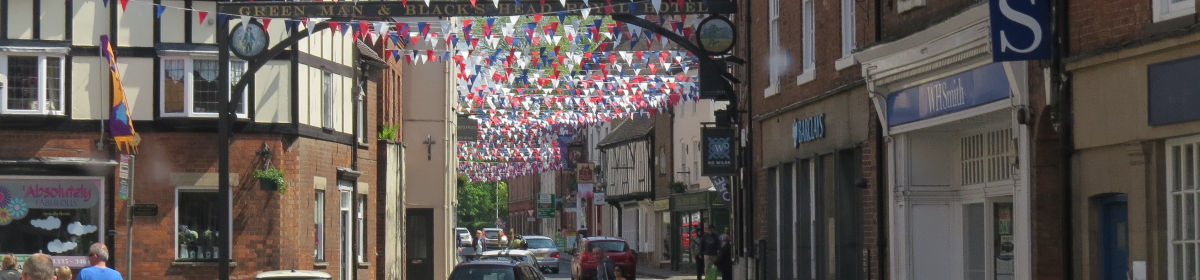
[253, 167, 289, 193]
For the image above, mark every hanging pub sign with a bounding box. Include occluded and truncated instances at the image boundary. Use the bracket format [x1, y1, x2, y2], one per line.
[577, 163, 596, 184]
[701, 127, 736, 176]
[695, 15, 737, 56]
[457, 115, 480, 142]
[990, 0, 1051, 61]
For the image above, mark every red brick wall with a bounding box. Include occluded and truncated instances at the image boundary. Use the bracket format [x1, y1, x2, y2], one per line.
[1068, 0, 1157, 56]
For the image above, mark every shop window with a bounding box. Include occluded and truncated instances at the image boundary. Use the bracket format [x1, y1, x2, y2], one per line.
[0, 177, 103, 260]
[1168, 135, 1200, 279]
[160, 58, 247, 118]
[960, 129, 1014, 186]
[1154, 0, 1195, 22]
[1, 55, 65, 115]
[315, 190, 326, 263]
[176, 188, 219, 261]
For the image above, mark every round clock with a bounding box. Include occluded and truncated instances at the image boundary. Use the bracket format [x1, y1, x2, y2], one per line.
[229, 20, 269, 60]
[695, 15, 736, 56]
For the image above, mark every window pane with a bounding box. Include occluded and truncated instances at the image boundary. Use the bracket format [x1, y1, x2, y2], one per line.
[1174, 146, 1183, 192]
[193, 60, 222, 113]
[163, 59, 187, 113]
[358, 194, 366, 260]
[231, 62, 246, 114]
[1186, 144, 1195, 190]
[177, 191, 219, 260]
[1189, 194, 1197, 240]
[964, 203, 985, 280]
[7, 56, 39, 110]
[323, 72, 334, 128]
[316, 190, 326, 262]
[46, 57, 62, 111]
[1177, 194, 1185, 242]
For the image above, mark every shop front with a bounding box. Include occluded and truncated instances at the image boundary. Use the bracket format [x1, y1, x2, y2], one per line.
[1067, 34, 1200, 278]
[0, 174, 111, 268]
[670, 191, 726, 272]
[757, 83, 870, 280]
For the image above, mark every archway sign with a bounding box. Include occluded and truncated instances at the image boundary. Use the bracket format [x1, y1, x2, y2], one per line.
[217, 0, 736, 18]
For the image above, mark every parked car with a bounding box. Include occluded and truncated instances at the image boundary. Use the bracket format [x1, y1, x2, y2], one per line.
[570, 237, 636, 280]
[521, 235, 561, 273]
[479, 249, 540, 268]
[255, 270, 332, 280]
[450, 260, 546, 280]
[482, 227, 508, 249]
[456, 227, 473, 247]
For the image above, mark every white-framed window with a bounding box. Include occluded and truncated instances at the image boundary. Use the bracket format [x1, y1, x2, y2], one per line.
[175, 187, 220, 261]
[1168, 135, 1200, 280]
[315, 190, 326, 263]
[160, 57, 248, 117]
[356, 89, 366, 144]
[797, 0, 817, 85]
[322, 71, 335, 129]
[765, 0, 782, 96]
[1155, 0, 1196, 22]
[357, 194, 366, 263]
[840, 0, 856, 57]
[1, 54, 65, 115]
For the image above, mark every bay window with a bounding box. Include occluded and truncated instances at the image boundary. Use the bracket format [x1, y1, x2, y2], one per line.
[160, 57, 248, 117]
[1, 55, 65, 115]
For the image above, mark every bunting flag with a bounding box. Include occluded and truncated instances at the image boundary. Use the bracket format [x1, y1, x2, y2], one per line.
[101, 35, 140, 154]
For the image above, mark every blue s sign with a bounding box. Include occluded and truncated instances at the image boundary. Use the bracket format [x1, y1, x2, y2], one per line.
[991, 0, 1052, 61]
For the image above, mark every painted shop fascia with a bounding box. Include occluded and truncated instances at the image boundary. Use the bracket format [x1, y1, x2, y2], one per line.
[1066, 30, 1200, 279]
[857, 4, 1035, 280]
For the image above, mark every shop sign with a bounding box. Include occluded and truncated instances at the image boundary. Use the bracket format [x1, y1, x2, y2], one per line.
[793, 114, 825, 147]
[653, 199, 670, 211]
[118, 155, 134, 200]
[1148, 55, 1200, 126]
[457, 115, 479, 142]
[701, 127, 736, 175]
[593, 192, 606, 205]
[0, 178, 101, 209]
[990, 0, 1051, 61]
[0, 177, 104, 263]
[563, 195, 578, 212]
[887, 63, 1010, 126]
[710, 177, 732, 202]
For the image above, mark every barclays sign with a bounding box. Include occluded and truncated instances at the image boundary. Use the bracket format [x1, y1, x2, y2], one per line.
[990, 0, 1052, 61]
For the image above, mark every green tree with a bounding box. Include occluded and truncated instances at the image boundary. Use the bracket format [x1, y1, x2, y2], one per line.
[456, 176, 509, 231]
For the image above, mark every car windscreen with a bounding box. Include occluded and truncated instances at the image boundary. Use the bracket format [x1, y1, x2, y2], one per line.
[485, 231, 501, 239]
[526, 239, 555, 249]
[450, 266, 516, 280]
[587, 241, 627, 252]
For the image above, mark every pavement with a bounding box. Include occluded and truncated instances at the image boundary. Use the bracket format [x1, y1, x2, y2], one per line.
[557, 254, 695, 280]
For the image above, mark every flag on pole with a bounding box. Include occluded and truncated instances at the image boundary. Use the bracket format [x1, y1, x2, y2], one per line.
[101, 35, 140, 154]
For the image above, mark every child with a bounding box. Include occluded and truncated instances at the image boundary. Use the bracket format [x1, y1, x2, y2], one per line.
[54, 266, 73, 280]
[613, 267, 626, 280]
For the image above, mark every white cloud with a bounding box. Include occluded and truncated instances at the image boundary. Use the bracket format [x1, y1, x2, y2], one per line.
[46, 240, 77, 253]
[30, 217, 61, 231]
[67, 222, 98, 236]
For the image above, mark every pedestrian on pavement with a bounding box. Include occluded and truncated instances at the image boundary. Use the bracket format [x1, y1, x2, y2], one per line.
[716, 234, 733, 280]
[77, 243, 122, 280]
[0, 254, 20, 280]
[701, 224, 720, 278]
[593, 246, 617, 280]
[21, 254, 54, 280]
[691, 227, 704, 280]
[54, 267, 72, 280]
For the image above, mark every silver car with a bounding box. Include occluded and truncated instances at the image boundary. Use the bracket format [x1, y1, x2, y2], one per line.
[521, 235, 561, 273]
[479, 249, 541, 268]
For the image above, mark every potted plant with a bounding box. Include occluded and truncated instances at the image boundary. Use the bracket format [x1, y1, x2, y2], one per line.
[670, 181, 687, 193]
[253, 167, 289, 193]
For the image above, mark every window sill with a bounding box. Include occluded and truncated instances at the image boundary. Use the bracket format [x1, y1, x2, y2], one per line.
[795, 70, 816, 86]
[171, 261, 238, 267]
[358, 142, 371, 150]
[357, 262, 371, 269]
[763, 84, 780, 97]
[314, 262, 329, 268]
[834, 56, 857, 71]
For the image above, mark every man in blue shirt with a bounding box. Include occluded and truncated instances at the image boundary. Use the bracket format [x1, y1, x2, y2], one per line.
[78, 243, 122, 280]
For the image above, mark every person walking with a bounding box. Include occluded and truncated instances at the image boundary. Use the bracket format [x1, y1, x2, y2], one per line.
[77, 243, 122, 280]
[0, 254, 20, 280]
[716, 234, 733, 280]
[701, 225, 720, 279]
[691, 228, 704, 280]
[54, 267, 72, 280]
[21, 254, 54, 280]
[593, 246, 617, 280]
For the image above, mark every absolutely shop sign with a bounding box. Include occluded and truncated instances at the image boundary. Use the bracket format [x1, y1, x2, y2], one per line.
[0, 178, 100, 209]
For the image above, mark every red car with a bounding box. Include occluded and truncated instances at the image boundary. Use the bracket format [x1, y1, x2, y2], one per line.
[570, 237, 636, 280]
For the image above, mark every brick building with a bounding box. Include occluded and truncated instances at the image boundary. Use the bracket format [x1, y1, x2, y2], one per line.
[0, 1, 405, 280]
[1064, 0, 1200, 277]
[507, 173, 541, 236]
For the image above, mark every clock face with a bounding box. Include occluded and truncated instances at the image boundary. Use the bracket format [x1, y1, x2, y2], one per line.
[230, 21, 269, 60]
[696, 16, 736, 56]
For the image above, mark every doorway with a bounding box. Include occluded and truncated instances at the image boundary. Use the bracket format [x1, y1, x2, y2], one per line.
[1096, 194, 1129, 280]
[407, 208, 434, 280]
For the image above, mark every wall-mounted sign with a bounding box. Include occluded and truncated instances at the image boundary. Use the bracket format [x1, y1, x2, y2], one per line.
[701, 127, 736, 175]
[792, 114, 825, 147]
[990, 0, 1051, 61]
[118, 155, 134, 201]
[887, 63, 1010, 126]
[218, 1, 738, 18]
[709, 177, 732, 202]
[132, 204, 159, 217]
[577, 163, 596, 184]
[457, 115, 480, 142]
[593, 192, 606, 205]
[1148, 55, 1200, 126]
